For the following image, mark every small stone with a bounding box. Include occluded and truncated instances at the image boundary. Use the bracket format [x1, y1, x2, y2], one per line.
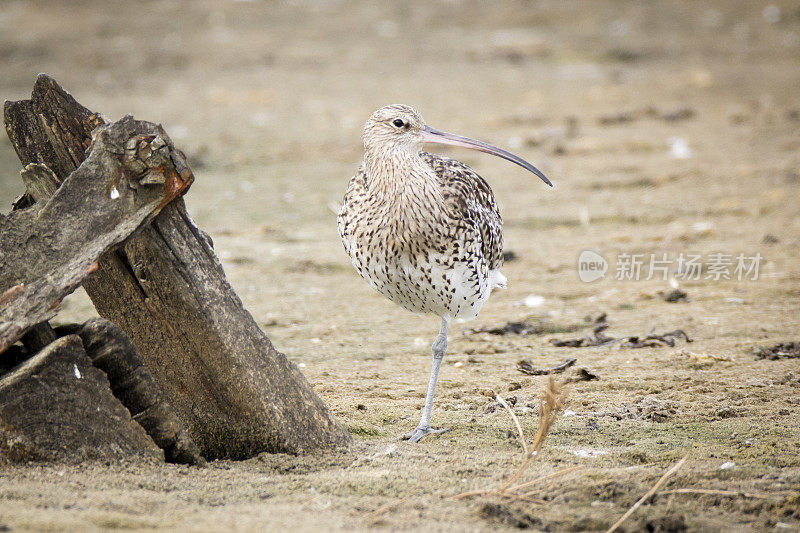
[763, 5, 780, 24]
[522, 294, 545, 307]
[573, 448, 608, 458]
[668, 137, 692, 159]
[375, 444, 398, 457]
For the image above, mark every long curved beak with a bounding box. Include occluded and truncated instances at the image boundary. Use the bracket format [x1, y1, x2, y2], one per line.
[421, 125, 552, 187]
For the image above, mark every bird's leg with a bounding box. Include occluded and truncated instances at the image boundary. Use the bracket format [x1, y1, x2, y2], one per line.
[405, 317, 450, 443]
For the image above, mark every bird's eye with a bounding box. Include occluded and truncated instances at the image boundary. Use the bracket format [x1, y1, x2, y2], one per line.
[392, 118, 405, 128]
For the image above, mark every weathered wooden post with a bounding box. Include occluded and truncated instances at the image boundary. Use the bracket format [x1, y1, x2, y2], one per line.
[2, 75, 352, 460]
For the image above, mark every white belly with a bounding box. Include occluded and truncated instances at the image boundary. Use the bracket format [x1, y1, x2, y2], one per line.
[350, 250, 501, 320]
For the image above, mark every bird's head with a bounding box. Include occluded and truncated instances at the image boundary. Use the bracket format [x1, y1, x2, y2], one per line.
[362, 104, 552, 186]
[363, 104, 427, 152]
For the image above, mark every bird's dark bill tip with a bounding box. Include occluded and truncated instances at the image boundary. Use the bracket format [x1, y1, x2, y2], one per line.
[532, 168, 553, 187]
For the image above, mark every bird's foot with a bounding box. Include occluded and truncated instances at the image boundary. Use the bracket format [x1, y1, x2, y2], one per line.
[401, 425, 449, 443]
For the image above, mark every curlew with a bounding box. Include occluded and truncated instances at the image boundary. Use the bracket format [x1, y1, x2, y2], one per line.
[337, 104, 552, 442]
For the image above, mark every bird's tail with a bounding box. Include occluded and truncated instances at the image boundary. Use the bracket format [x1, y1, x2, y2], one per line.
[489, 269, 507, 290]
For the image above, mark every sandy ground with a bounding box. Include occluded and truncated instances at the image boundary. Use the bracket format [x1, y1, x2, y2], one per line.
[1, 1, 800, 531]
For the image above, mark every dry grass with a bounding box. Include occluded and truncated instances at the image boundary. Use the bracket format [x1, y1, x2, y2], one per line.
[451, 376, 576, 502]
[605, 455, 688, 533]
[452, 379, 777, 528]
[494, 393, 527, 455]
[658, 488, 776, 499]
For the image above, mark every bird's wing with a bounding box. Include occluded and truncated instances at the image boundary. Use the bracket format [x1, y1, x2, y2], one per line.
[337, 164, 367, 249]
[420, 151, 503, 270]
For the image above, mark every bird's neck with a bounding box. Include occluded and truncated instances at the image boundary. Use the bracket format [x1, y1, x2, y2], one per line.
[363, 147, 440, 204]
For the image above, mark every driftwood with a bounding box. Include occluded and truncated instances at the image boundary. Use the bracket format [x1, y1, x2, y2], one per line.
[3, 75, 351, 458]
[0, 335, 163, 464]
[74, 318, 205, 466]
[0, 111, 191, 352]
[0, 99, 200, 463]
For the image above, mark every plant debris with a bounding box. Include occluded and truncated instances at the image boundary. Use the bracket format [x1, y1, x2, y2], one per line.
[481, 320, 545, 336]
[550, 323, 615, 347]
[502, 250, 518, 262]
[606, 456, 688, 533]
[599, 111, 637, 125]
[596, 105, 695, 127]
[549, 314, 691, 350]
[477, 502, 542, 529]
[660, 288, 688, 302]
[600, 396, 680, 422]
[451, 377, 573, 503]
[569, 368, 599, 382]
[469, 316, 582, 337]
[661, 106, 696, 122]
[516, 358, 576, 376]
[585, 312, 608, 324]
[753, 342, 800, 360]
[620, 330, 692, 348]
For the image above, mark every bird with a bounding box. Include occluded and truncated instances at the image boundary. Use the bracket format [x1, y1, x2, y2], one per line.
[337, 104, 552, 442]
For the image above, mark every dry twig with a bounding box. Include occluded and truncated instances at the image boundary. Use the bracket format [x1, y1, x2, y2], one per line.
[658, 488, 774, 499]
[605, 455, 688, 533]
[368, 494, 413, 519]
[509, 464, 585, 493]
[516, 357, 576, 375]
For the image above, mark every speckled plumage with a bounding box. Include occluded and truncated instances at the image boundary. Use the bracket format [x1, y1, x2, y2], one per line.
[338, 104, 508, 322]
[337, 104, 549, 442]
[338, 150, 504, 320]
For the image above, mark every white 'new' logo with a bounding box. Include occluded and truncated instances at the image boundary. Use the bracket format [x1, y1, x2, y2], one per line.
[577, 250, 608, 283]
